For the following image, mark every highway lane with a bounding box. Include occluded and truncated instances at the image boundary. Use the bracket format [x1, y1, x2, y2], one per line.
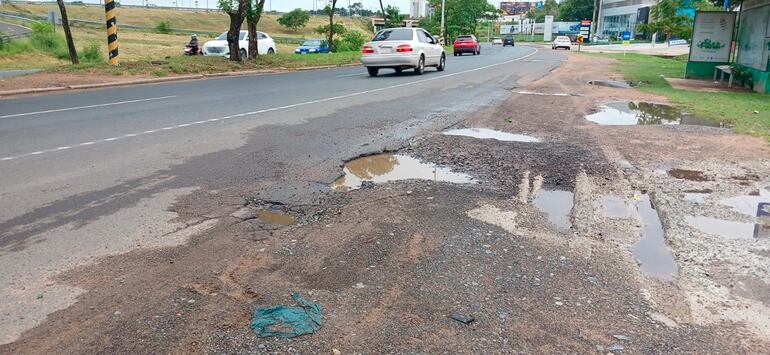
[0, 44, 566, 345]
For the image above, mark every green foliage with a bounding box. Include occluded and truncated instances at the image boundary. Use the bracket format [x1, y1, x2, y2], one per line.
[80, 42, 104, 63]
[558, 0, 594, 21]
[637, 0, 693, 41]
[383, 5, 405, 28]
[315, 22, 346, 37]
[29, 22, 69, 59]
[155, 20, 171, 34]
[333, 30, 365, 52]
[277, 8, 310, 32]
[428, 0, 495, 40]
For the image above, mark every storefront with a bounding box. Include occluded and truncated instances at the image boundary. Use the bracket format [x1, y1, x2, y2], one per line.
[596, 0, 657, 38]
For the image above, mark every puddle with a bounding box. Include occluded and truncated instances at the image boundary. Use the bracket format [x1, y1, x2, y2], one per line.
[256, 210, 296, 226]
[632, 194, 679, 281]
[685, 216, 759, 239]
[332, 154, 474, 191]
[442, 128, 541, 143]
[585, 101, 724, 126]
[721, 189, 770, 217]
[532, 189, 573, 231]
[589, 80, 633, 89]
[600, 195, 635, 218]
[668, 168, 711, 182]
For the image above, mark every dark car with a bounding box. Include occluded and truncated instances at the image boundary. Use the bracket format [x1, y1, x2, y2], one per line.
[503, 35, 515, 47]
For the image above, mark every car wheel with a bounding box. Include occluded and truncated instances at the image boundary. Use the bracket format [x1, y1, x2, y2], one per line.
[395, 68, 403, 74]
[453, 52, 458, 56]
[239, 48, 247, 60]
[414, 55, 425, 75]
[567, 47, 571, 50]
[367, 67, 379, 77]
[268, 48, 275, 54]
[437, 53, 446, 71]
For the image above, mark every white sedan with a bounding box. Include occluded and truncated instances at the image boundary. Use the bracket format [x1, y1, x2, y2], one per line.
[203, 31, 276, 59]
[361, 27, 446, 77]
[552, 36, 572, 50]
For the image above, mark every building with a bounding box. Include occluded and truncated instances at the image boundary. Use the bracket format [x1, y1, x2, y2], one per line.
[735, 0, 770, 93]
[410, 0, 429, 18]
[595, 0, 656, 38]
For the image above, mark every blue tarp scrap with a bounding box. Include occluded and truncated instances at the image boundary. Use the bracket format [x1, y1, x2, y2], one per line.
[250, 292, 324, 338]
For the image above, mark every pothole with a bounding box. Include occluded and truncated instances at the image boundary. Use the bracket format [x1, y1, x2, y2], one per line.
[585, 101, 726, 127]
[632, 193, 678, 281]
[685, 216, 764, 239]
[721, 189, 770, 217]
[332, 154, 475, 191]
[256, 210, 297, 226]
[589, 80, 633, 89]
[668, 168, 711, 182]
[532, 189, 573, 231]
[442, 128, 541, 142]
[600, 195, 635, 218]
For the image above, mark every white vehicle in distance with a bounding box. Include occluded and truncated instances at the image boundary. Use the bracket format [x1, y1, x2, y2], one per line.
[203, 31, 276, 59]
[491, 37, 503, 45]
[361, 27, 446, 77]
[552, 36, 572, 50]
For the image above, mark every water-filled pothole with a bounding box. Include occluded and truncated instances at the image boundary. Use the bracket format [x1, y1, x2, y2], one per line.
[600, 195, 635, 218]
[589, 80, 633, 89]
[533, 189, 573, 231]
[256, 210, 297, 226]
[721, 189, 770, 217]
[585, 101, 724, 126]
[442, 128, 541, 142]
[332, 154, 475, 191]
[685, 216, 760, 239]
[632, 194, 679, 281]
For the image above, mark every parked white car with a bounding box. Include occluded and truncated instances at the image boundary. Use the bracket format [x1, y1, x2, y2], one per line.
[361, 27, 445, 77]
[491, 37, 503, 45]
[552, 36, 572, 50]
[203, 31, 276, 59]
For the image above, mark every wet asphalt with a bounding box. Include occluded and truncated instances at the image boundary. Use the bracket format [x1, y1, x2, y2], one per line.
[0, 44, 566, 345]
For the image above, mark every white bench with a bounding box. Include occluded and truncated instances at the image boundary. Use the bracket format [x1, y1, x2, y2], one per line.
[713, 65, 733, 87]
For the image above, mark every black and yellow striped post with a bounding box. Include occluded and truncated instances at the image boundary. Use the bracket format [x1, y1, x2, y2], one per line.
[104, 0, 119, 65]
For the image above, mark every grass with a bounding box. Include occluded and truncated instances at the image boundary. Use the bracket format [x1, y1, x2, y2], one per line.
[1, 3, 373, 39]
[580, 52, 770, 140]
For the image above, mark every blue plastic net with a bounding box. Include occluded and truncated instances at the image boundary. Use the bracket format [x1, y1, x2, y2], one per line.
[250, 292, 323, 338]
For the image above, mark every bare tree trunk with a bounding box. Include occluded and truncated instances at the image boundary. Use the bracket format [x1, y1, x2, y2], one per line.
[56, 0, 79, 64]
[378, 0, 385, 17]
[226, 0, 248, 61]
[247, 0, 266, 60]
[328, 0, 337, 53]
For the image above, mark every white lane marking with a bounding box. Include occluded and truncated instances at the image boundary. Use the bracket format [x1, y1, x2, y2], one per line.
[335, 72, 366, 78]
[0, 96, 178, 119]
[54, 146, 71, 151]
[0, 48, 539, 163]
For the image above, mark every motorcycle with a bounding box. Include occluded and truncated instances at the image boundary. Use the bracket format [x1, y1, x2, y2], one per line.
[184, 44, 203, 56]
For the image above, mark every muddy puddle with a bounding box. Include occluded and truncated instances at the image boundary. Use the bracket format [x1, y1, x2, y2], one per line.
[256, 210, 297, 225]
[586, 101, 724, 127]
[632, 194, 679, 281]
[668, 168, 712, 182]
[442, 128, 541, 143]
[333, 154, 475, 191]
[532, 189, 573, 231]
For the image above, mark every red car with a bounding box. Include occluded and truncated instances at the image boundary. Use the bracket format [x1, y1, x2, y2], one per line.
[453, 35, 480, 56]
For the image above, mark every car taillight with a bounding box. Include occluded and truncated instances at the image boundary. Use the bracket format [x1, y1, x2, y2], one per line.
[397, 44, 413, 52]
[453, 40, 460, 45]
[361, 45, 374, 54]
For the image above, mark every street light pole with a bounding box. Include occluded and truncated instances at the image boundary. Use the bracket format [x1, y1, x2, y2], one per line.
[440, 0, 446, 45]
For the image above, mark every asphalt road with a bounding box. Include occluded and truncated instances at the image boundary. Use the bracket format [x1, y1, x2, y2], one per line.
[0, 44, 565, 344]
[0, 21, 31, 37]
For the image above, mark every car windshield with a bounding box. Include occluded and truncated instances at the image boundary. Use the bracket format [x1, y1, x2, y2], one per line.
[557, 37, 570, 41]
[457, 36, 473, 41]
[302, 40, 322, 46]
[372, 28, 413, 41]
[216, 32, 246, 40]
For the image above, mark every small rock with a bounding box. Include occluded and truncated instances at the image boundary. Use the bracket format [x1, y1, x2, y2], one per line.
[754, 110, 759, 114]
[613, 334, 631, 341]
[607, 344, 625, 352]
[332, 349, 341, 355]
[353, 282, 366, 289]
[36, 294, 43, 300]
[257, 344, 266, 349]
[555, 301, 564, 306]
[187, 299, 195, 304]
[360, 181, 376, 189]
[451, 313, 475, 324]
[595, 345, 605, 352]
[406, 190, 413, 195]
[113, 311, 121, 316]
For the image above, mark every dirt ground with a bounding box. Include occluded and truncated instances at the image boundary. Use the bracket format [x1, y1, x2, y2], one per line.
[2, 54, 769, 353]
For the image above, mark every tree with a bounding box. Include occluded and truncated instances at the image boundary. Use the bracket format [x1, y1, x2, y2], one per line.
[558, 0, 594, 21]
[278, 8, 310, 32]
[56, 0, 78, 64]
[325, 1, 339, 52]
[219, 0, 249, 61]
[428, 0, 495, 40]
[315, 22, 346, 37]
[349, 2, 363, 16]
[383, 5, 404, 28]
[246, 0, 266, 59]
[637, 0, 693, 42]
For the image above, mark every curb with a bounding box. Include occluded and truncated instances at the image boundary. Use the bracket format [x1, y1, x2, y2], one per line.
[0, 64, 362, 97]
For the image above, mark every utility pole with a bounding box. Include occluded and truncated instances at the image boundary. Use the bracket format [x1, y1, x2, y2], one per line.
[440, 0, 446, 45]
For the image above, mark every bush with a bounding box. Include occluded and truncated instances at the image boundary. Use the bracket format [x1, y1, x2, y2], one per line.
[29, 22, 69, 59]
[155, 20, 171, 34]
[81, 42, 104, 63]
[333, 31, 365, 52]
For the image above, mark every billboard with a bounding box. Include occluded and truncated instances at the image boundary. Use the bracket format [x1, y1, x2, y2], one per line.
[500, 2, 538, 15]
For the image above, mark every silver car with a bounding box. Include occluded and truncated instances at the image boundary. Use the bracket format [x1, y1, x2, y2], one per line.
[361, 27, 446, 77]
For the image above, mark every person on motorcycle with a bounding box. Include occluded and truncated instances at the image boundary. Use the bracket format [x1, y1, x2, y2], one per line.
[187, 34, 199, 54]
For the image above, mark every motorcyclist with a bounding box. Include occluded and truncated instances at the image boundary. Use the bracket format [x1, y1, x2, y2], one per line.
[187, 34, 199, 54]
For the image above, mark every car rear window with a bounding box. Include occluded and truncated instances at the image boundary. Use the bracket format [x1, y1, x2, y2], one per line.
[457, 36, 473, 41]
[372, 29, 414, 41]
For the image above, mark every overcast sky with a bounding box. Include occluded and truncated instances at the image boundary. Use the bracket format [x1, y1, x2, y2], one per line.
[271, 1, 412, 12]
